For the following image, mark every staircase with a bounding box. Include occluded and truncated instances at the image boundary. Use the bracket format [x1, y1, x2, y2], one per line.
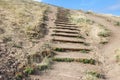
[31, 8, 100, 80]
[52, 8, 95, 63]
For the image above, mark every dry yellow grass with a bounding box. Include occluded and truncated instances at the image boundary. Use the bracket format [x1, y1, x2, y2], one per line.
[0, 0, 48, 39]
[0, 0, 49, 78]
[69, 11, 111, 44]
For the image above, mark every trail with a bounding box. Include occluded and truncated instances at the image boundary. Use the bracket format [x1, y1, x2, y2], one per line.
[86, 13, 120, 80]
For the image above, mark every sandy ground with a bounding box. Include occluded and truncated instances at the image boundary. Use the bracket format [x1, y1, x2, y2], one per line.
[86, 13, 120, 80]
[30, 6, 120, 80]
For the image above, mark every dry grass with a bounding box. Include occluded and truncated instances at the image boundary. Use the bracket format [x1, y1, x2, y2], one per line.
[0, 0, 50, 79]
[115, 49, 120, 63]
[0, 0, 48, 39]
[69, 11, 111, 44]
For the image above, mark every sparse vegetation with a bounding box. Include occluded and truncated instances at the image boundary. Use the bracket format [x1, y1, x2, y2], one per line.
[100, 38, 109, 44]
[98, 31, 110, 37]
[15, 72, 23, 80]
[78, 35, 85, 39]
[87, 71, 105, 79]
[86, 19, 95, 25]
[24, 66, 34, 75]
[115, 22, 120, 26]
[80, 49, 90, 53]
[86, 11, 93, 14]
[2, 36, 12, 43]
[53, 58, 96, 64]
[54, 48, 64, 52]
[38, 57, 52, 71]
[53, 58, 74, 62]
[98, 25, 111, 37]
[115, 49, 120, 63]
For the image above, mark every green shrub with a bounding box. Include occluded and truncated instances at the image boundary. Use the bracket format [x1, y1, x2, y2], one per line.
[87, 71, 105, 79]
[78, 36, 85, 39]
[77, 58, 96, 64]
[38, 64, 48, 71]
[80, 49, 89, 53]
[3, 36, 12, 43]
[24, 67, 34, 75]
[15, 72, 23, 80]
[116, 55, 120, 62]
[13, 44, 22, 48]
[54, 48, 64, 52]
[37, 57, 52, 71]
[115, 22, 120, 26]
[115, 49, 120, 63]
[53, 58, 96, 64]
[100, 41, 108, 44]
[86, 19, 95, 25]
[86, 11, 93, 14]
[52, 58, 74, 62]
[98, 31, 110, 37]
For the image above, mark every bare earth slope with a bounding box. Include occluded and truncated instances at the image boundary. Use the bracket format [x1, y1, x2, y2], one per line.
[0, 0, 120, 80]
[85, 13, 120, 80]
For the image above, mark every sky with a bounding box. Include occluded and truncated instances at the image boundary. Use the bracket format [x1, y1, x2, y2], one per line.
[35, 0, 120, 16]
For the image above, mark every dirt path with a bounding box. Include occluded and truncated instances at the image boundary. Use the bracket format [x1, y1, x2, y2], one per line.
[86, 14, 120, 80]
[30, 7, 120, 80]
[30, 7, 101, 80]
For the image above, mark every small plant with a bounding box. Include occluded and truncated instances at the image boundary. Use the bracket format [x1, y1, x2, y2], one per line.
[86, 19, 95, 25]
[38, 57, 52, 71]
[100, 41, 108, 44]
[38, 64, 48, 71]
[53, 58, 96, 64]
[13, 44, 22, 48]
[87, 71, 105, 79]
[54, 48, 64, 52]
[98, 31, 110, 37]
[76, 58, 96, 64]
[24, 67, 34, 75]
[78, 36, 85, 39]
[115, 49, 120, 63]
[80, 49, 89, 53]
[86, 11, 93, 14]
[115, 22, 120, 26]
[116, 55, 120, 62]
[52, 58, 74, 62]
[3, 36, 12, 43]
[83, 43, 90, 46]
[15, 72, 23, 80]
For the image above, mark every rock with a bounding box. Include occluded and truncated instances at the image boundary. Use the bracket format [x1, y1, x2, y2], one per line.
[0, 75, 4, 80]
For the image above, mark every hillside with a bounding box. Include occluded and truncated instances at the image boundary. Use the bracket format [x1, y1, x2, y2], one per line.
[0, 0, 120, 80]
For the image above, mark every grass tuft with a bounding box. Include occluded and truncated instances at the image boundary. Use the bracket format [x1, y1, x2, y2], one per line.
[87, 71, 105, 79]
[52, 58, 96, 64]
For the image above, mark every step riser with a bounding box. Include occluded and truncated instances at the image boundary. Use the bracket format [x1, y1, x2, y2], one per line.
[51, 34, 78, 38]
[55, 27, 80, 31]
[55, 22, 75, 25]
[52, 39, 84, 44]
[54, 48, 91, 52]
[56, 24, 78, 27]
[52, 58, 96, 65]
[53, 30, 79, 34]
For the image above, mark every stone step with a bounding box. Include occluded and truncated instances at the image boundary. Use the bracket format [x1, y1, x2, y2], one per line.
[30, 62, 99, 80]
[52, 57, 96, 65]
[54, 52, 95, 59]
[53, 30, 79, 34]
[52, 37, 86, 44]
[54, 27, 80, 31]
[51, 33, 80, 38]
[53, 43, 92, 52]
[56, 24, 78, 28]
[55, 21, 66, 24]
[55, 21, 76, 25]
[51, 28, 80, 32]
